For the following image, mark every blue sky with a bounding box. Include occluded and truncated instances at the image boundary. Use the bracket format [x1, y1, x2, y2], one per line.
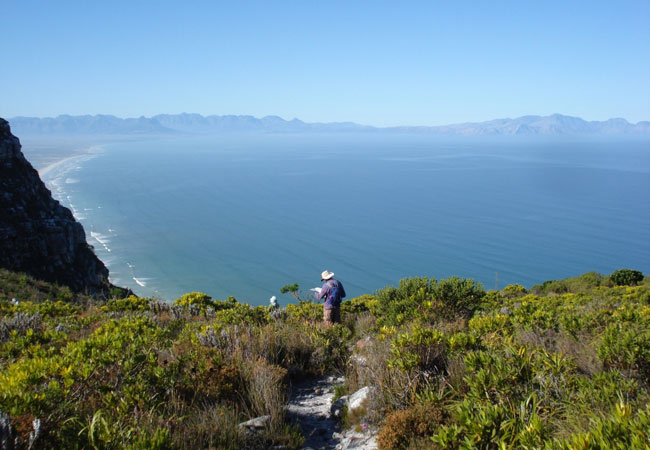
[1, 1, 649, 126]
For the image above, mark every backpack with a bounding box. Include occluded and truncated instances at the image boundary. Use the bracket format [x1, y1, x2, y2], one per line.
[327, 281, 342, 307]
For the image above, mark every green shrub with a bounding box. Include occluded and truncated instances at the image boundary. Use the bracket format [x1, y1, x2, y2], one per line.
[598, 323, 650, 376]
[215, 303, 269, 325]
[307, 324, 352, 373]
[610, 269, 644, 286]
[374, 277, 435, 326]
[553, 402, 650, 449]
[500, 283, 527, 298]
[532, 271, 605, 295]
[286, 301, 322, 322]
[341, 294, 377, 315]
[102, 295, 150, 312]
[1, 299, 79, 318]
[433, 276, 486, 320]
[374, 276, 485, 326]
[432, 398, 549, 449]
[531, 279, 569, 295]
[0, 269, 93, 305]
[387, 326, 447, 373]
[2, 268, 650, 449]
[469, 313, 511, 336]
[174, 291, 214, 309]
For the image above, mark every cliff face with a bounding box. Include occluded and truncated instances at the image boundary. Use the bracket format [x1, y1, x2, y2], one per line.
[0, 118, 112, 297]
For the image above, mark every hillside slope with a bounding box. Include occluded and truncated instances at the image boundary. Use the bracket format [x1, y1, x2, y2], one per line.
[0, 118, 113, 297]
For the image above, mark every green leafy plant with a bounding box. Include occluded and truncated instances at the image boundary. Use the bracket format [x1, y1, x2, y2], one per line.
[610, 269, 644, 286]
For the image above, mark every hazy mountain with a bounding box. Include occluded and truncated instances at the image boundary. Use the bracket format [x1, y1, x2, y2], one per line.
[391, 114, 650, 136]
[9, 114, 173, 135]
[8, 113, 650, 136]
[153, 113, 371, 133]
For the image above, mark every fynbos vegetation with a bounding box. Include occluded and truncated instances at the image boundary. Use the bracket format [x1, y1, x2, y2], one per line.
[0, 269, 648, 449]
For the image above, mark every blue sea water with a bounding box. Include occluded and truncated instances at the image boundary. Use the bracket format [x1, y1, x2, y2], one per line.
[41, 133, 650, 305]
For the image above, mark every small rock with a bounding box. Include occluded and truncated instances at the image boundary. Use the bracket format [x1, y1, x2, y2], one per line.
[238, 415, 270, 437]
[330, 395, 348, 419]
[348, 386, 374, 412]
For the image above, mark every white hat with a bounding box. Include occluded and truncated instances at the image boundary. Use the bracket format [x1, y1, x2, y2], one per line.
[321, 270, 335, 280]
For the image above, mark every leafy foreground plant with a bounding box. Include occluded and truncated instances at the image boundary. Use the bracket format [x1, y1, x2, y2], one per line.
[344, 272, 650, 449]
[0, 269, 648, 448]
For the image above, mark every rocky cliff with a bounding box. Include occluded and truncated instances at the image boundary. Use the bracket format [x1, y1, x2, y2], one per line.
[0, 118, 112, 297]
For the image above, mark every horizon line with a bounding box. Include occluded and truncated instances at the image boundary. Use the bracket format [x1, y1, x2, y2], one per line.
[6, 112, 650, 129]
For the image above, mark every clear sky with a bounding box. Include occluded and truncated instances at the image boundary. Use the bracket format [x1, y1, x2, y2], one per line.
[1, 1, 649, 126]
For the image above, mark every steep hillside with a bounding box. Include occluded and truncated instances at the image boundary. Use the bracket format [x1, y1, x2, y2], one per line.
[0, 118, 113, 297]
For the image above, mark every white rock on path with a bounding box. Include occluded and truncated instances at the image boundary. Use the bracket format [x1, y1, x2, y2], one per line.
[288, 377, 377, 450]
[348, 386, 373, 412]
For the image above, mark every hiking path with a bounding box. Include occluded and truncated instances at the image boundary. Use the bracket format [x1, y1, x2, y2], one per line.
[287, 375, 377, 450]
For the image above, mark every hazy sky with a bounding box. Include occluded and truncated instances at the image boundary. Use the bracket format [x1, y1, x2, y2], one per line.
[1, 1, 649, 126]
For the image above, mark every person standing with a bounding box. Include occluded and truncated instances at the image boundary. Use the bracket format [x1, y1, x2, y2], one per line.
[315, 270, 346, 325]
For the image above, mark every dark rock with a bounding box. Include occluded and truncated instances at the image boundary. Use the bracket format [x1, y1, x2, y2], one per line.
[0, 411, 16, 450]
[330, 395, 348, 419]
[0, 118, 114, 298]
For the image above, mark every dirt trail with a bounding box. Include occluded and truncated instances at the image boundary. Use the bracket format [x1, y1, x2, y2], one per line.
[286, 375, 377, 450]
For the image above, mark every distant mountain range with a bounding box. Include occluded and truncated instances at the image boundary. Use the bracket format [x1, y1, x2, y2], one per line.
[7, 113, 650, 136]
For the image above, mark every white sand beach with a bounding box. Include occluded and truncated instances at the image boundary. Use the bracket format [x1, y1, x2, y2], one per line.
[38, 153, 90, 177]
[20, 142, 105, 178]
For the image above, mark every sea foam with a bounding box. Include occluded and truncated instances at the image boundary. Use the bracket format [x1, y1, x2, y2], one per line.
[91, 231, 112, 253]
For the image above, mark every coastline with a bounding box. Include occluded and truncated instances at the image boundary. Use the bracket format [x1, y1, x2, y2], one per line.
[36, 145, 103, 178]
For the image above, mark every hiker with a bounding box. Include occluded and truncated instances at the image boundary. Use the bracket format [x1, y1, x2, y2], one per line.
[314, 270, 346, 325]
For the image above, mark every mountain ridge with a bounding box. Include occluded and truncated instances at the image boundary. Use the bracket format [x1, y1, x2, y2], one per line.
[7, 113, 650, 136]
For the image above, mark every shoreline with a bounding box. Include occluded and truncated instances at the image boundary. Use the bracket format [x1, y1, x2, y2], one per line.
[37, 145, 103, 178]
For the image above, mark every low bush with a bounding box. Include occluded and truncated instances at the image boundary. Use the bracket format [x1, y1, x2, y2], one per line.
[610, 268, 644, 286]
[285, 301, 322, 322]
[102, 295, 150, 312]
[173, 291, 214, 309]
[1, 269, 649, 448]
[377, 402, 447, 450]
[374, 276, 485, 326]
[500, 283, 527, 298]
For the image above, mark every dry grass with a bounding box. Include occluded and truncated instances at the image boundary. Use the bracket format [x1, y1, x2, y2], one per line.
[166, 397, 245, 449]
[246, 358, 288, 427]
[345, 311, 376, 337]
[515, 328, 602, 375]
[376, 402, 447, 450]
[346, 336, 417, 422]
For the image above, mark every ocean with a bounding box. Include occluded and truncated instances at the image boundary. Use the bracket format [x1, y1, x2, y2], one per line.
[39, 133, 650, 305]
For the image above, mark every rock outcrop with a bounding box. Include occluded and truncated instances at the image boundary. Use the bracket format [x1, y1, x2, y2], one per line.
[0, 118, 112, 297]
